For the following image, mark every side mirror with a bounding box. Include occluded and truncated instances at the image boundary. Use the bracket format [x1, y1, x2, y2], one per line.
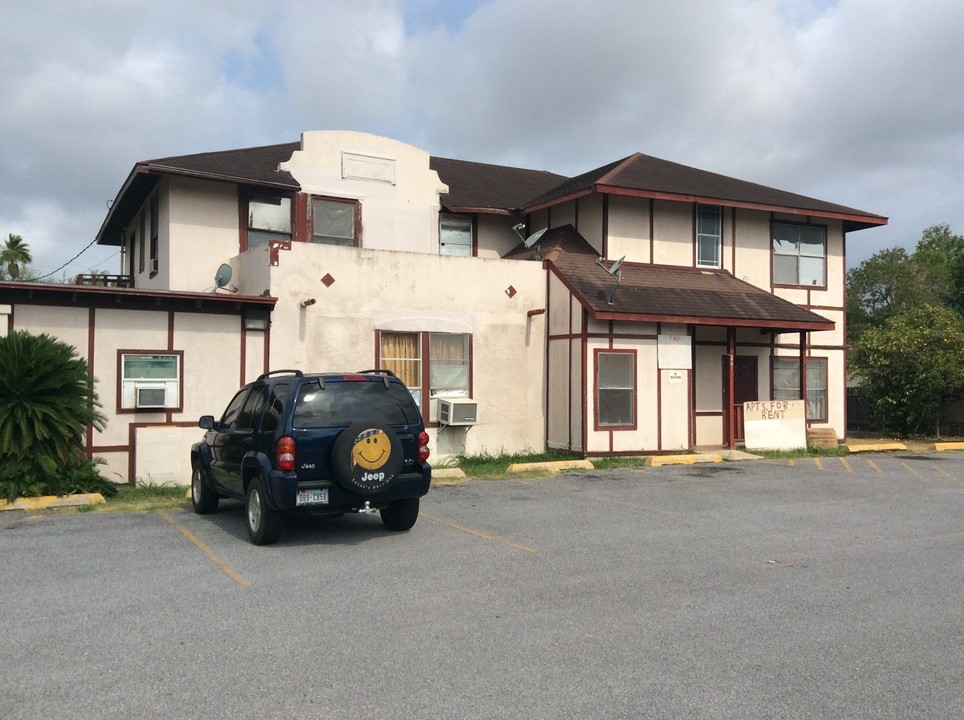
[198, 415, 216, 430]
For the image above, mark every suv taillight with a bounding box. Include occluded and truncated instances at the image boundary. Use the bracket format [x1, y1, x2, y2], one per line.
[276, 436, 296, 472]
[418, 431, 430, 463]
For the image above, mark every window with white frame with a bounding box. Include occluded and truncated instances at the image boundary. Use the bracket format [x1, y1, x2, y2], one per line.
[120, 352, 182, 411]
[311, 197, 357, 246]
[595, 350, 635, 428]
[773, 223, 826, 286]
[379, 331, 471, 418]
[696, 205, 721, 268]
[772, 356, 827, 421]
[246, 193, 292, 249]
[440, 213, 472, 256]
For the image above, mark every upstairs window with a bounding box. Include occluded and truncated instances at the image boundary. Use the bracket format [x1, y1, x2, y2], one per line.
[696, 205, 721, 268]
[311, 198, 357, 246]
[247, 194, 292, 249]
[149, 196, 159, 277]
[773, 223, 826, 286]
[440, 213, 472, 256]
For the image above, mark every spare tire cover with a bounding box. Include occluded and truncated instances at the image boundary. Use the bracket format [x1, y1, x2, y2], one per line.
[331, 423, 404, 495]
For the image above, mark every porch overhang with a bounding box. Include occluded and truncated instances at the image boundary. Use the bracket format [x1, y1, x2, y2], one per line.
[533, 225, 835, 334]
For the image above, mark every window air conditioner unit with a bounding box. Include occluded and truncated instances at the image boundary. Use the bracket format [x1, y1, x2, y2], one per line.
[135, 384, 167, 409]
[438, 398, 478, 426]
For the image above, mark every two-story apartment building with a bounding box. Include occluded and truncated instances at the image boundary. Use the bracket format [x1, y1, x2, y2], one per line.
[0, 130, 885, 484]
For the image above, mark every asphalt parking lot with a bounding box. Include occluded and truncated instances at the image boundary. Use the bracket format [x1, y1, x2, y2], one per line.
[2, 453, 962, 720]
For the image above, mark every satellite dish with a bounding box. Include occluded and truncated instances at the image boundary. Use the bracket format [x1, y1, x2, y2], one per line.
[607, 256, 625, 276]
[524, 227, 548, 249]
[214, 264, 232, 289]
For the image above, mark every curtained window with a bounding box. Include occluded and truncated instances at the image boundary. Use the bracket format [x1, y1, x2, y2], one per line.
[379, 331, 471, 415]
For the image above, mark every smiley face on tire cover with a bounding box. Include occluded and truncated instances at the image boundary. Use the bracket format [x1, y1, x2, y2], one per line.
[351, 428, 391, 471]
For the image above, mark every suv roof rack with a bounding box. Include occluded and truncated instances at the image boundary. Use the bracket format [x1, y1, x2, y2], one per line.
[256, 369, 305, 381]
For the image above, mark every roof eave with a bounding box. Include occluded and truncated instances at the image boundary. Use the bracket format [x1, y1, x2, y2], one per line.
[590, 308, 834, 332]
[526, 183, 887, 230]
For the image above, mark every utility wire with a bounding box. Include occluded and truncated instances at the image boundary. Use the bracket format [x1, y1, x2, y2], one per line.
[35, 237, 98, 281]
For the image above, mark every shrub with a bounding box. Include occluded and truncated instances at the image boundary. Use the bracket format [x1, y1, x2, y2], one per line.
[0, 331, 110, 499]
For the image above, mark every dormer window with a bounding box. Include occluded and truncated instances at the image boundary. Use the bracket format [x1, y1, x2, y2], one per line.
[311, 197, 357, 246]
[246, 194, 292, 249]
[696, 204, 721, 268]
[440, 213, 472, 256]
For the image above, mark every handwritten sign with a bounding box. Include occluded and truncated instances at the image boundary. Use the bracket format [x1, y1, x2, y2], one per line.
[743, 399, 806, 450]
[657, 334, 691, 369]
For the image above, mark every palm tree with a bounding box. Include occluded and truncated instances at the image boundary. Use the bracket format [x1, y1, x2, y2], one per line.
[0, 330, 106, 464]
[1, 233, 32, 279]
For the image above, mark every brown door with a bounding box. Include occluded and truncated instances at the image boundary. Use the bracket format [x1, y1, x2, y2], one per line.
[723, 356, 758, 443]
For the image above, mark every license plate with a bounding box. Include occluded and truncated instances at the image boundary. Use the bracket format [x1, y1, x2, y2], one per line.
[296, 488, 328, 506]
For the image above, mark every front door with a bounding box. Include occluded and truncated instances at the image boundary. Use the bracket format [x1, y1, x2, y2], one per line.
[723, 356, 758, 443]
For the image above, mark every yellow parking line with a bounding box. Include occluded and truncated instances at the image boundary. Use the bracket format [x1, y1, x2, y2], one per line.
[899, 461, 927, 483]
[866, 459, 882, 474]
[838, 457, 852, 473]
[160, 511, 252, 587]
[419, 512, 536, 554]
[813, 457, 823, 470]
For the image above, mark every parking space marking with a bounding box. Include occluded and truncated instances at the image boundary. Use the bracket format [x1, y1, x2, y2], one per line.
[931, 465, 963, 486]
[160, 512, 252, 587]
[838, 457, 852, 473]
[898, 461, 928, 483]
[419, 512, 536, 554]
[866, 458, 883, 474]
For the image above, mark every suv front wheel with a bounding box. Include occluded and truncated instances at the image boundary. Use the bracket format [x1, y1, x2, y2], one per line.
[380, 498, 419, 532]
[246, 477, 282, 545]
[191, 464, 219, 515]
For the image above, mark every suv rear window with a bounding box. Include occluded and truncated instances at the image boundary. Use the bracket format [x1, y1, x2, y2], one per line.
[292, 380, 421, 428]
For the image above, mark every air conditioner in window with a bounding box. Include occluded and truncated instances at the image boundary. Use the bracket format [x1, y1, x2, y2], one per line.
[438, 397, 478, 426]
[135, 384, 167, 409]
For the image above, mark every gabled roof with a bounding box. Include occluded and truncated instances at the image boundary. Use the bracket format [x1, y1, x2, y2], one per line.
[429, 157, 567, 215]
[525, 153, 887, 232]
[97, 134, 886, 246]
[524, 226, 834, 331]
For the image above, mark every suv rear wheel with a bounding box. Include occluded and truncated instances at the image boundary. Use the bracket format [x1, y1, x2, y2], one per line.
[380, 498, 419, 532]
[191, 464, 219, 514]
[246, 477, 282, 545]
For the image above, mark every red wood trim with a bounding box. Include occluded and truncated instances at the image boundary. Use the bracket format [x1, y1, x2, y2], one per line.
[86, 307, 96, 459]
[293, 192, 309, 243]
[799, 332, 807, 423]
[240, 323, 247, 386]
[471, 215, 479, 257]
[727, 328, 736, 449]
[601, 195, 609, 259]
[580, 307, 588, 453]
[588, 185, 887, 227]
[730, 207, 737, 275]
[649, 199, 655, 263]
[592, 347, 638, 433]
[689, 325, 696, 447]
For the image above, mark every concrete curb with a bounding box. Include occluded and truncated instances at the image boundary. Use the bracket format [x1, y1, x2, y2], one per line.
[930, 441, 964, 452]
[644, 453, 723, 467]
[506, 459, 594, 474]
[432, 467, 467, 480]
[0, 493, 107, 512]
[846, 442, 907, 453]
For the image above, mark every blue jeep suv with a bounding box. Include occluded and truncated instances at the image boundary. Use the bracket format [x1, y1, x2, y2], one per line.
[190, 369, 431, 545]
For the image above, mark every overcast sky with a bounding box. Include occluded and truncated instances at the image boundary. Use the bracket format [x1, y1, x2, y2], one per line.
[1, 0, 962, 280]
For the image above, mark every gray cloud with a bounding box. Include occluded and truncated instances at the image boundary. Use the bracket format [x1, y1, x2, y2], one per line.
[1, 0, 961, 277]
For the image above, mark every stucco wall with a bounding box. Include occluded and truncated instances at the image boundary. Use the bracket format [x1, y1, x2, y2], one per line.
[280, 131, 448, 255]
[9, 298, 253, 485]
[262, 242, 547, 459]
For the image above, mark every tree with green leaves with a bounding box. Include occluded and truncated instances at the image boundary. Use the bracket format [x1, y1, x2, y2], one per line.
[846, 224, 964, 342]
[849, 304, 964, 437]
[0, 233, 32, 279]
[0, 330, 112, 499]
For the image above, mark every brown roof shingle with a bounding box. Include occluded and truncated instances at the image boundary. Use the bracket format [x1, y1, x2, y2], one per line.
[527, 226, 834, 331]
